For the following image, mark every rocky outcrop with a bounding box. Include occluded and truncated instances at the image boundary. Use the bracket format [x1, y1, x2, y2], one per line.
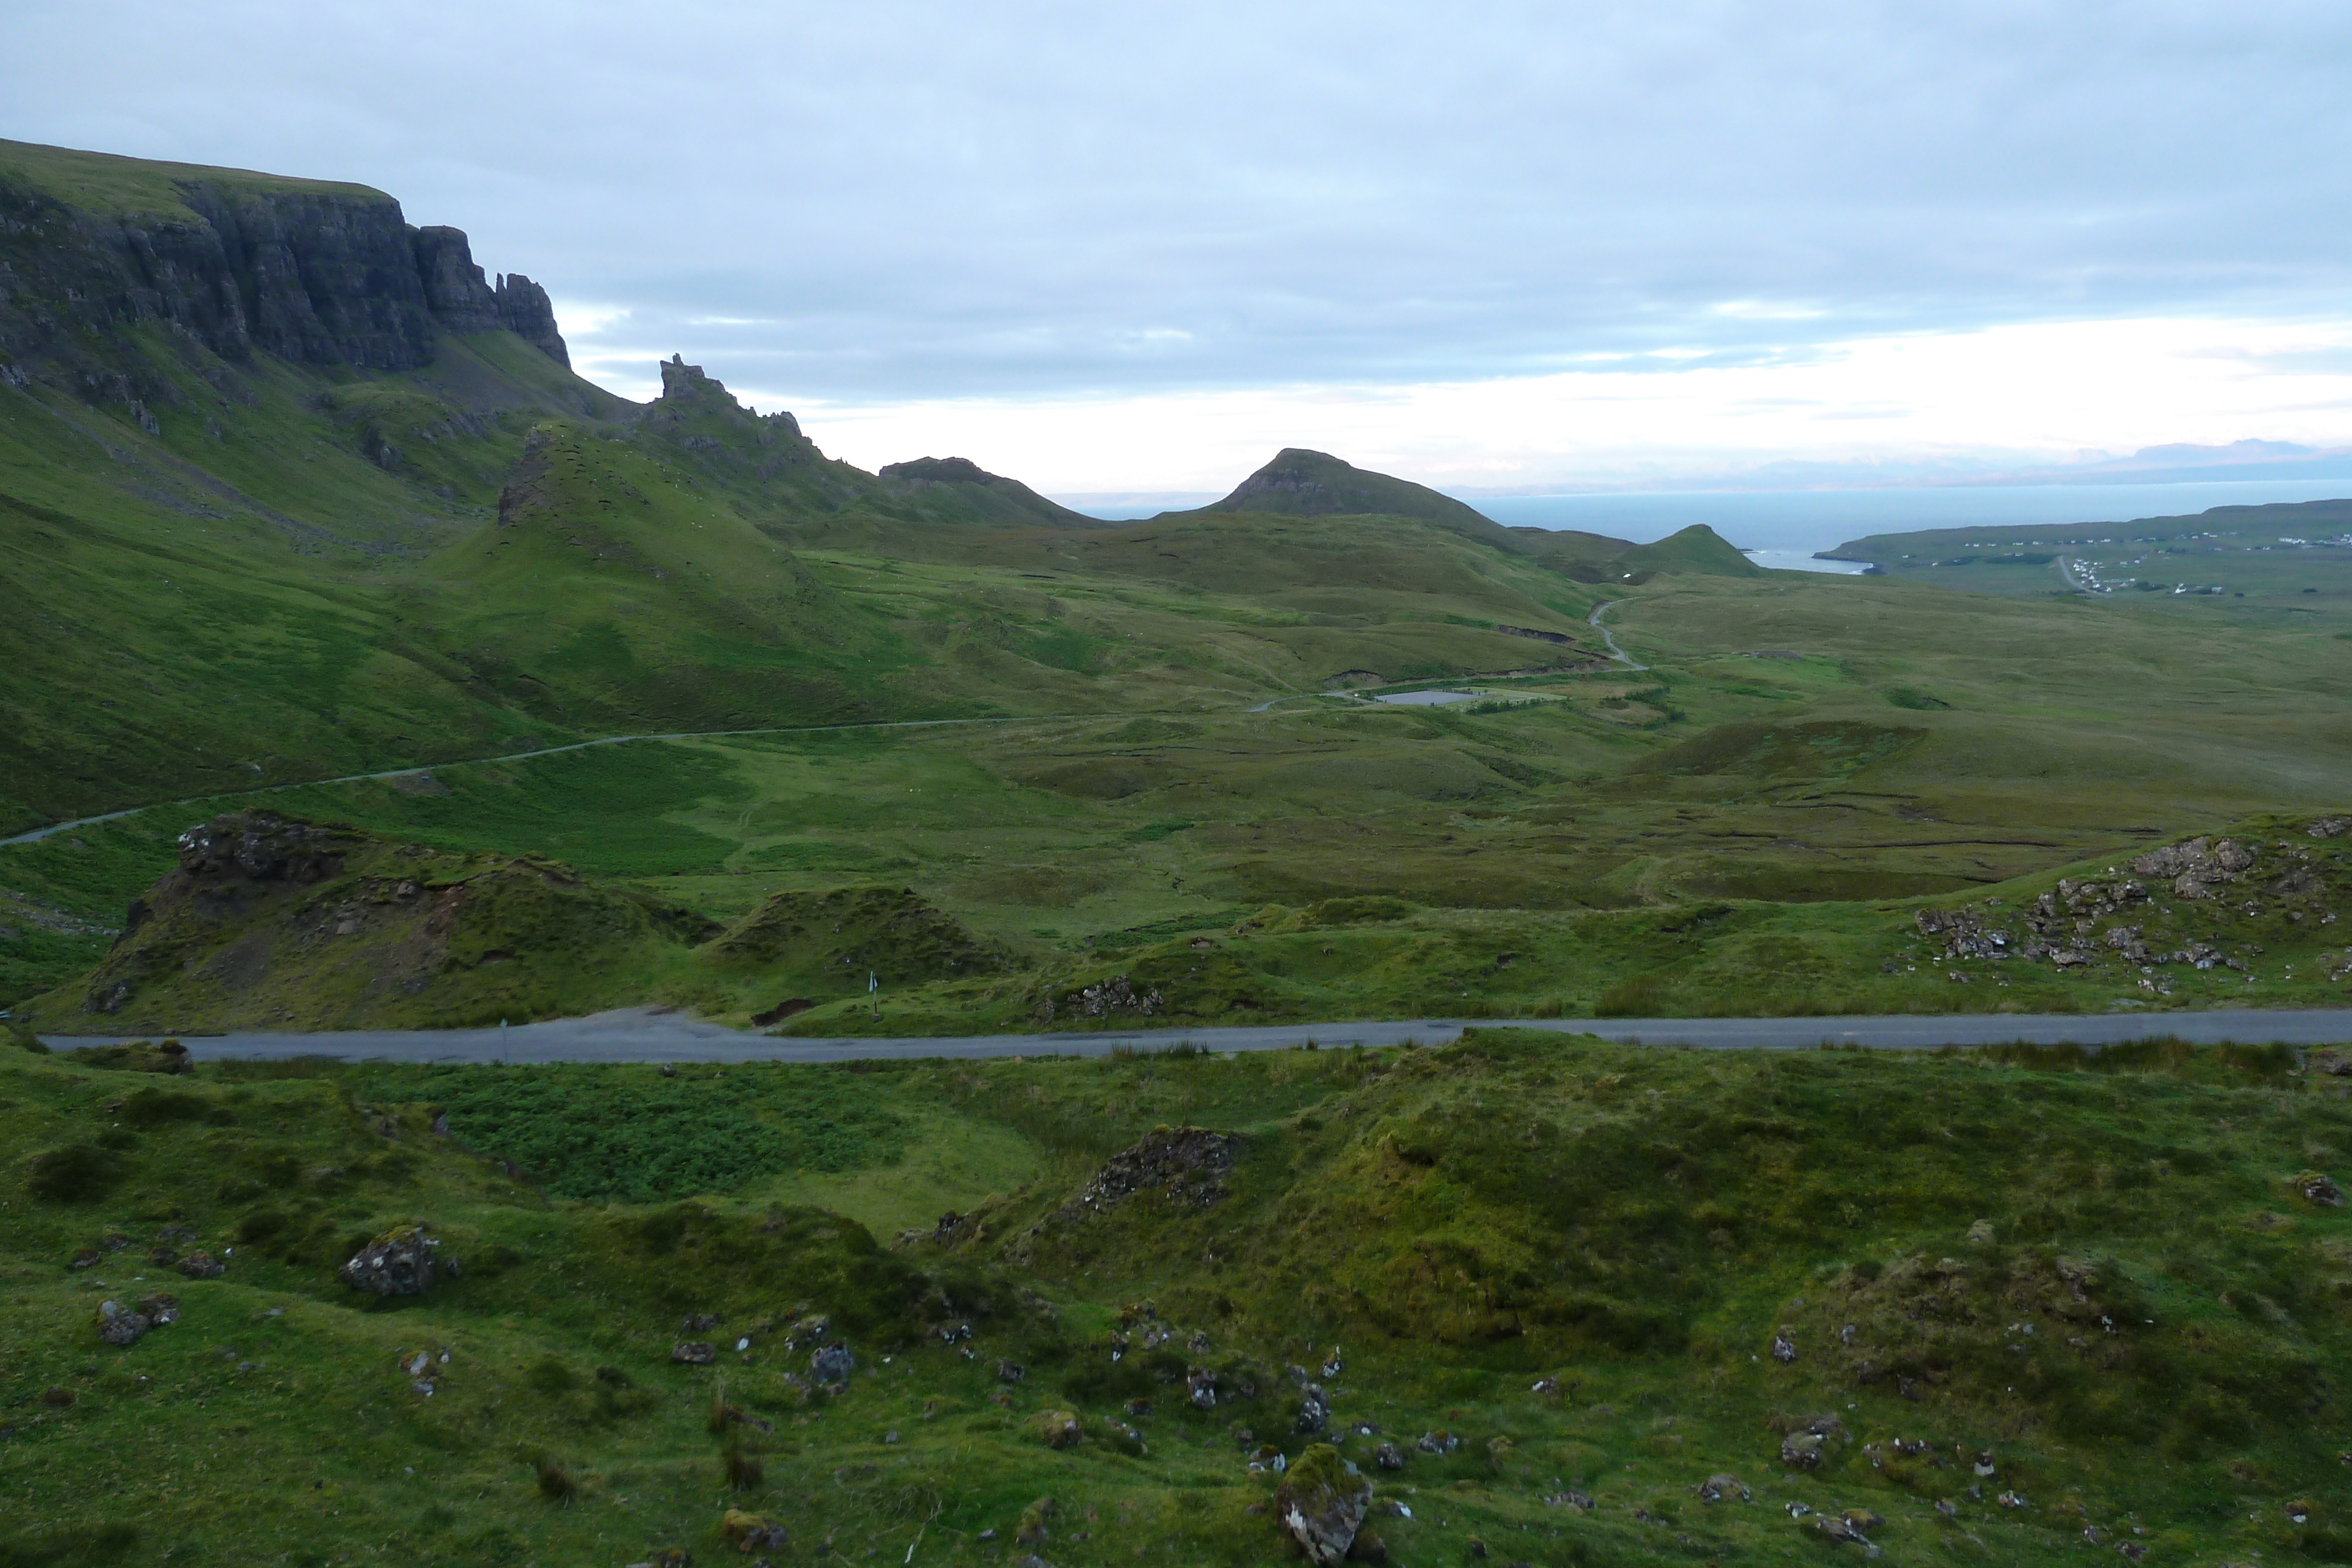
[338, 1225, 447, 1296]
[0, 143, 569, 400]
[1056, 1126, 1240, 1224]
[636, 355, 818, 476]
[492, 272, 568, 366]
[1272, 1443, 1373, 1565]
[2129, 836, 2256, 900]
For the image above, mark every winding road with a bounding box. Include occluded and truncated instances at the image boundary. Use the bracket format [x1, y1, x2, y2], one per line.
[0, 710, 1204, 850]
[40, 1005, 2352, 1064]
[1589, 600, 1647, 670]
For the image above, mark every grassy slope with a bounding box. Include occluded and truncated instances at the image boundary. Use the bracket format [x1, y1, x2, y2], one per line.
[15, 550, 2352, 1028]
[5, 1034, 2350, 1566]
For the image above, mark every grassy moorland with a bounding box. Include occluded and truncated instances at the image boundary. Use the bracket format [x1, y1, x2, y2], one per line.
[5, 1030, 2351, 1565]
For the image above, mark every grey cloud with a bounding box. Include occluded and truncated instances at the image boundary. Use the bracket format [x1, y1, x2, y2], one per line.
[8, 0, 2351, 401]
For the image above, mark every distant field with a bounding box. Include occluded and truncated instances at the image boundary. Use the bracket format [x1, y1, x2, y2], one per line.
[1823, 496, 2352, 601]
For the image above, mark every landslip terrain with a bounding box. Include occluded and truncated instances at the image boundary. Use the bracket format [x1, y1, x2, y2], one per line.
[5, 139, 2352, 1566]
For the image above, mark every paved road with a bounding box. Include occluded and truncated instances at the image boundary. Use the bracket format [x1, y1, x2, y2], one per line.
[0, 711, 1204, 849]
[1589, 600, 1648, 671]
[39, 1005, 2352, 1065]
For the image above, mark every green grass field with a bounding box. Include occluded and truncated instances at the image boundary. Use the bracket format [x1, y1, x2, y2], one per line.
[6, 1031, 2351, 1565]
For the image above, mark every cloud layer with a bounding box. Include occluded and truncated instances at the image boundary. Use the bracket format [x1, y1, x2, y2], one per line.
[11, 1, 2352, 483]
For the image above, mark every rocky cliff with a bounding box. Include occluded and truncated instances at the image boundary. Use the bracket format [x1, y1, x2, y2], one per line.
[0, 140, 569, 394]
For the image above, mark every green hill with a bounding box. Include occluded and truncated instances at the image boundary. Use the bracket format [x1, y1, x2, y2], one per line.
[1606, 521, 1763, 577]
[1180, 447, 1512, 537]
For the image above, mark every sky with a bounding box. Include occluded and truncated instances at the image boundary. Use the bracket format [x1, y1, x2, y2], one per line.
[9, 1, 2352, 500]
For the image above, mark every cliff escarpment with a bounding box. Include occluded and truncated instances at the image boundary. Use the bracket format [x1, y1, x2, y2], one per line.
[0, 139, 569, 397]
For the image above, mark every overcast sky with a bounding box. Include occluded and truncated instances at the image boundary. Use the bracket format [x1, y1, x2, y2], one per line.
[11, 1, 2352, 495]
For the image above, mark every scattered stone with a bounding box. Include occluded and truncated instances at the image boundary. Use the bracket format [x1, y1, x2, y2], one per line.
[1935, 1499, 1958, 1519]
[720, 1509, 788, 1552]
[2116, 1544, 2146, 1562]
[1057, 1126, 1241, 1223]
[2297, 1172, 2344, 1207]
[672, 1343, 716, 1365]
[808, 1341, 855, 1383]
[39, 1388, 74, 1407]
[139, 1292, 179, 1325]
[176, 1251, 225, 1279]
[683, 1312, 722, 1333]
[1294, 1383, 1331, 1435]
[335, 1227, 439, 1295]
[101, 1233, 129, 1252]
[1414, 1430, 1458, 1455]
[1843, 1509, 1884, 1532]
[1529, 1377, 1559, 1396]
[69, 1247, 101, 1271]
[1770, 1333, 1797, 1363]
[1274, 1443, 1373, 1566]
[1186, 1365, 1217, 1409]
[1123, 1398, 1152, 1419]
[1780, 1430, 1826, 1468]
[1698, 1473, 1750, 1503]
[96, 1299, 151, 1346]
[998, 1358, 1028, 1383]
[1816, 1516, 1872, 1548]
[1372, 1441, 1405, 1470]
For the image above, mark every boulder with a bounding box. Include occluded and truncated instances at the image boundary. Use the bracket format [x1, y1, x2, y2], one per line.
[1274, 1443, 1373, 1566]
[1698, 1472, 1751, 1502]
[2298, 1172, 2344, 1207]
[95, 1299, 151, 1346]
[808, 1341, 855, 1383]
[1185, 1365, 1217, 1409]
[1780, 1430, 1826, 1468]
[1373, 1441, 1406, 1470]
[1294, 1383, 1331, 1435]
[336, 1226, 439, 1296]
[176, 1250, 226, 1279]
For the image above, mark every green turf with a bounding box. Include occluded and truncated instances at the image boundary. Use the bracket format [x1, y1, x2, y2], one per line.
[6, 1032, 2351, 1564]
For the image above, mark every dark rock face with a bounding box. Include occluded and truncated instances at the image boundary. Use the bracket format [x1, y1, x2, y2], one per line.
[493, 272, 569, 366]
[0, 157, 568, 399]
[175, 812, 348, 886]
[411, 225, 504, 332]
[337, 1226, 441, 1296]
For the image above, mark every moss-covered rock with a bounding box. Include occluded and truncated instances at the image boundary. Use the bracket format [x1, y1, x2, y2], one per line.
[1273, 1442, 1371, 1565]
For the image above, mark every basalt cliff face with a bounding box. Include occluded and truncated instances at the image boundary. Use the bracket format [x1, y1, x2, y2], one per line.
[0, 141, 569, 399]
